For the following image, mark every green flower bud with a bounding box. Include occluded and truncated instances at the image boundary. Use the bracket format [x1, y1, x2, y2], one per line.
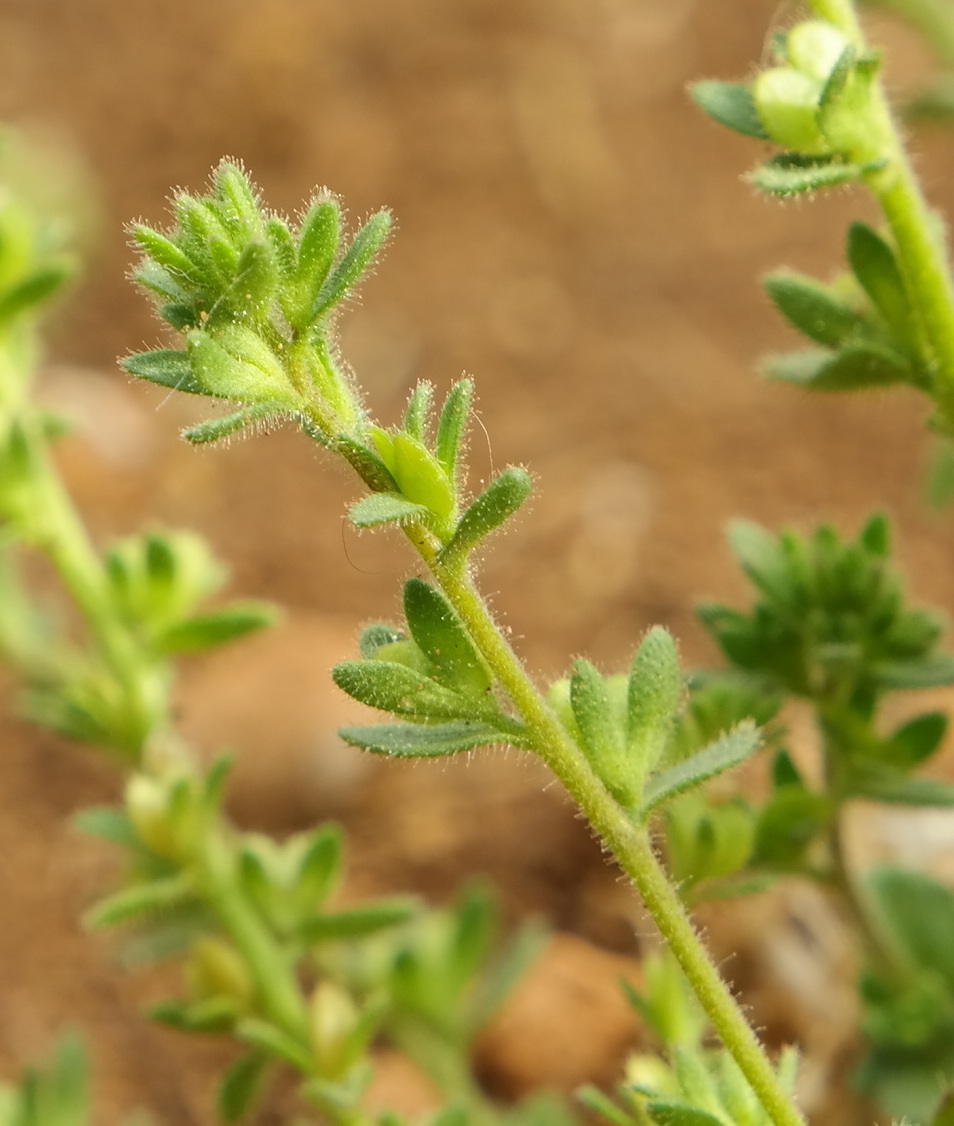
[186, 937, 255, 1013]
[786, 20, 850, 85]
[308, 981, 359, 1078]
[752, 67, 827, 154]
[125, 774, 177, 857]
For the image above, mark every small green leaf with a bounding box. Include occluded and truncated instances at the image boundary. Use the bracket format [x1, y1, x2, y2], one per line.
[213, 161, 264, 240]
[0, 264, 73, 322]
[570, 659, 622, 765]
[348, 492, 429, 528]
[868, 868, 954, 991]
[150, 998, 238, 1034]
[646, 1103, 725, 1126]
[404, 381, 435, 442]
[332, 437, 398, 491]
[338, 720, 512, 757]
[299, 897, 419, 942]
[358, 624, 405, 658]
[231, 239, 278, 321]
[183, 403, 287, 445]
[846, 764, 954, 806]
[443, 466, 533, 560]
[157, 600, 279, 654]
[764, 342, 912, 390]
[282, 197, 340, 328]
[133, 225, 200, 283]
[772, 749, 804, 789]
[218, 1051, 270, 1124]
[859, 511, 890, 556]
[403, 578, 492, 693]
[85, 873, 196, 929]
[73, 807, 140, 850]
[642, 722, 760, 814]
[627, 627, 683, 774]
[847, 222, 911, 338]
[436, 379, 474, 482]
[764, 271, 865, 347]
[872, 655, 954, 690]
[332, 660, 477, 720]
[690, 81, 769, 140]
[889, 712, 948, 768]
[235, 1018, 314, 1073]
[750, 153, 880, 196]
[311, 209, 392, 320]
[122, 349, 208, 396]
[754, 788, 830, 870]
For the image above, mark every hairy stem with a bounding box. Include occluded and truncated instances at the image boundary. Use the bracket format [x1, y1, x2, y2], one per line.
[819, 0, 954, 426]
[414, 538, 806, 1126]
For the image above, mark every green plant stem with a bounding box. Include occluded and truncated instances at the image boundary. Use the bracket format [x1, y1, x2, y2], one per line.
[409, 532, 806, 1126]
[0, 325, 165, 754]
[818, 0, 954, 426]
[198, 826, 311, 1041]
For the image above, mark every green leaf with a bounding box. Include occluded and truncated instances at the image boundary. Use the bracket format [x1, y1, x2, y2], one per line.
[859, 511, 890, 556]
[868, 868, 954, 990]
[846, 222, 911, 338]
[339, 720, 512, 757]
[889, 712, 948, 768]
[404, 381, 435, 442]
[846, 764, 954, 806]
[85, 873, 196, 929]
[235, 1018, 314, 1073]
[218, 1052, 270, 1124]
[646, 1104, 724, 1126]
[282, 197, 340, 328]
[73, 806, 140, 850]
[332, 660, 478, 720]
[642, 722, 760, 814]
[311, 209, 392, 320]
[931, 1092, 954, 1126]
[764, 271, 865, 347]
[332, 437, 398, 491]
[577, 1086, 632, 1126]
[213, 161, 264, 240]
[627, 627, 683, 773]
[750, 153, 881, 196]
[157, 600, 279, 653]
[764, 342, 912, 390]
[299, 897, 419, 941]
[133, 224, 200, 283]
[122, 349, 208, 396]
[231, 239, 278, 320]
[754, 788, 830, 870]
[183, 403, 287, 445]
[358, 624, 404, 658]
[403, 578, 492, 693]
[690, 80, 769, 140]
[872, 655, 954, 690]
[348, 492, 429, 528]
[772, 749, 804, 789]
[150, 997, 238, 1034]
[443, 466, 533, 560]
[0, 264, 72, 322]
[570, 659, 622, 764]
[436, 379, 474, 482]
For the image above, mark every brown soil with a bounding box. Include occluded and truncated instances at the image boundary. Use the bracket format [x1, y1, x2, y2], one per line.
[2, 1, 954, 1123]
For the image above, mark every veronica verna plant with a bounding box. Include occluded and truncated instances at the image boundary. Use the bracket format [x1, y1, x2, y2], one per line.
[114, 1, 954, 1123]
[8, 0, 954, 1123]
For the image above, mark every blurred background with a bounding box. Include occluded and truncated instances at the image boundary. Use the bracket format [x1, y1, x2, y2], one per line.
[2, 0, 954, 1121]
